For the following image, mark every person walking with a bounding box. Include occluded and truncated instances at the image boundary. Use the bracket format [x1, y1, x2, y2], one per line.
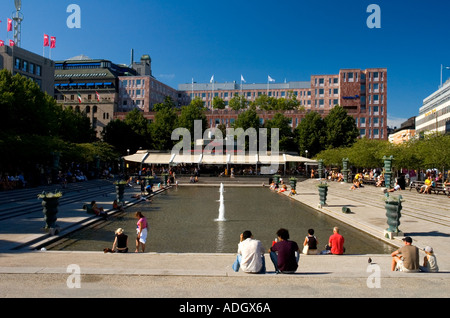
[135, 211, 148, 253]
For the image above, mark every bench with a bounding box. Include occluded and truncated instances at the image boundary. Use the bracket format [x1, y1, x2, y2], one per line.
[410, 181, 449, 195]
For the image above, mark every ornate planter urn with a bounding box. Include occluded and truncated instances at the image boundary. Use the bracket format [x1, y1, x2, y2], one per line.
[317, 182, 329, 206]
[385, 194, 403, 234]
[289, 178, 297, 190]
[42, 197, 59, 229]
[38, 191, 62, 231]
[115, 183, 126, 203]
[273, 174, 281, 185]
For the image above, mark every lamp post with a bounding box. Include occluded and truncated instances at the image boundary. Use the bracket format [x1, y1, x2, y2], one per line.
[305, 150, 308, 178]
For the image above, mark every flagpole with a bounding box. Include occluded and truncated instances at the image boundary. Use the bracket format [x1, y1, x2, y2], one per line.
[441, 64, 443, 88]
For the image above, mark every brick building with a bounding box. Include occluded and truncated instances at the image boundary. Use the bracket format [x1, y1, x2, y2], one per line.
[177, 68, 388, 140]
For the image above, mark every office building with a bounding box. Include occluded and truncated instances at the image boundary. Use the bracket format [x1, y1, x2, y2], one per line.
[0, 45, 55, 95]
[415, 78, 450, 136]
[178, 68, 388, 140]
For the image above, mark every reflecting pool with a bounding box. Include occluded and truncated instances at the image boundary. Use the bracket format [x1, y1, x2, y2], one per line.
[48, 186, 395, 254]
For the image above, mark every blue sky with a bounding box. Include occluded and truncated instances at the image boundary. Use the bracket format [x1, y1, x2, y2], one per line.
[1, 0, 449, 128]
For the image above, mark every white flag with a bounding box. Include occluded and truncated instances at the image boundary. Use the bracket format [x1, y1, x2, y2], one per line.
[268, 75, 275, 82]
[241, 75, 246, 83]
[210, 75, 214, 83]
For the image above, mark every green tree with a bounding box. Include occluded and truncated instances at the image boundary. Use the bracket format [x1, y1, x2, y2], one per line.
[177, 97, 208, 143]
[229, 95, 248, 111]
[264, 113, 295, 151]
[212, 96, 226, 109]
[150, 106, 178, 150]
[294, 111, 326, 158]
[323, 106, 359, 149]
[102, 119, 142, 155]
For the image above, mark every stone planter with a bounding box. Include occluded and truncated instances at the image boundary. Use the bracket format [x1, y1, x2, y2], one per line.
[273, 174, 281, 185]
[115, 183, 125, 203]
[385, 194, 403, 235]
[289, 178, 297, 190]
[318, 186, 328, 206]
[42, 197, 59, 229]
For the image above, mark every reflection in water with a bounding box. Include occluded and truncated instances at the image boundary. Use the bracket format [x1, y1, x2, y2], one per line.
[216, 221, 226, 253]
[48, 186, 395, 254]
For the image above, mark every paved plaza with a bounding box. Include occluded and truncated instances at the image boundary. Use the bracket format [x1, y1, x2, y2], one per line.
[0, 176, 449, 300]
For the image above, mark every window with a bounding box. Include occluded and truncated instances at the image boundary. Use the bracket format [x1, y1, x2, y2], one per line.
[36, 65, 42, 76]
[373, 94, 379, 104]
[373, 72, 379, 81]
[15, 58, 21, 69]
[373, 106, 379, 114]
[22, 61, 28, 72]
[29, 63, 35, 74]
[348, 73, 354, 82]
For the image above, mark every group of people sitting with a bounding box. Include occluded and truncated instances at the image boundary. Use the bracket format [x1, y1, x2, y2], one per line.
[232, 227, 345, 274]
[232, 227, 439, 275]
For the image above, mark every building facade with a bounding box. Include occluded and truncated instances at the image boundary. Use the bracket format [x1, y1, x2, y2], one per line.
[0, 45, 55, 95]
[415, 78, 450, 136]
[178, 68, 388, 140]
[54, 56, 137, 136]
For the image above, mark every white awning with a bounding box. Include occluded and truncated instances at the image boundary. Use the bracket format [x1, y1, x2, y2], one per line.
[124, 151, 318, 165]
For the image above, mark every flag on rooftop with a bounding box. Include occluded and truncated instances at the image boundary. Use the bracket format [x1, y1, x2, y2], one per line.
[210, 75, 214, 83]
[268, 75, 275, 82]
[9, 40, 14, 47]
[7, 19, 12, 32]
[241, 75, 246, 83]
[0, 40, 4, 47]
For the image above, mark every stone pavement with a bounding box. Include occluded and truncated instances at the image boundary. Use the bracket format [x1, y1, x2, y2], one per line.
[0, 177, 449, 299]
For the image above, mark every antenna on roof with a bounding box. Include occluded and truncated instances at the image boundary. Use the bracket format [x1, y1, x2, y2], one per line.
[130, 49, 134, 67]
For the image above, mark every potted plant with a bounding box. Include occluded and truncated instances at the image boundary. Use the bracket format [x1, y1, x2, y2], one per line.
[114, 180, 127, 203]
[37, 190, 63, 230]
[317, 181, 329, 206]
[289, 177, 297, 190]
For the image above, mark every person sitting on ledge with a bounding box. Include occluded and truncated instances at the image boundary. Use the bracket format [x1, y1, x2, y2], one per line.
[113, 199, 124, 212]
[91, 200, 107, 219]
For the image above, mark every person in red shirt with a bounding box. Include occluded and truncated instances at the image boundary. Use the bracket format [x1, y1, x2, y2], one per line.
[325, 226, 345, 255]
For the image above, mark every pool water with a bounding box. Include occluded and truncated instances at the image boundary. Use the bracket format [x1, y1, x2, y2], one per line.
[48, 186, 395, 254]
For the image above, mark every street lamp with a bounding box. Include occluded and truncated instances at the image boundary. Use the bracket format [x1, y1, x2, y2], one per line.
[305, 150, 308, 158]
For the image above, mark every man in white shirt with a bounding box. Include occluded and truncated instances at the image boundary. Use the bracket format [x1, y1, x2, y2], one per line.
[232, 230, 266, 274]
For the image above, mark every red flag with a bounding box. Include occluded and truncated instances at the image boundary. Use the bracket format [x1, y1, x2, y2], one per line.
[43, 34, 49, 47]
[0, 40, 4, 47]
[7, 19, 12, 32]
[96, 91, 100, 102]
[9, 40, 15, 47]
[50, 36, 56, 49]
